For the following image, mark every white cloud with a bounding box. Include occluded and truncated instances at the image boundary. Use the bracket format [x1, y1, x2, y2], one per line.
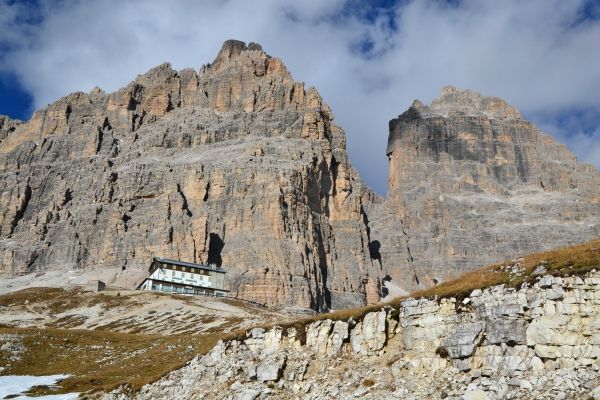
[561, 129, 600, 168]
[0, 0, 599, 193]
[533, 109, 600, 169]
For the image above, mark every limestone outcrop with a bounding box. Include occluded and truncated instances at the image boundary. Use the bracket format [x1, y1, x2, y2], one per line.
[102, 270, 600, 399]
[0, 40, 379, 310]
[369, 86, 600, 291]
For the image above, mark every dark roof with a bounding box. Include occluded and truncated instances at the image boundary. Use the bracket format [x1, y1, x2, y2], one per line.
[153, 257, 227, 273]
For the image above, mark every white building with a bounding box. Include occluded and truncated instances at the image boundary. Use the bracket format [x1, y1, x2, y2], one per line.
[138, 257, 228, 296]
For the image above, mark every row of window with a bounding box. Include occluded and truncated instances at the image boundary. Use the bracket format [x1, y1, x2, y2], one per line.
[150, 282, 223, 296]
[160, 263, 211, 275]
[159, 269, 210, 281]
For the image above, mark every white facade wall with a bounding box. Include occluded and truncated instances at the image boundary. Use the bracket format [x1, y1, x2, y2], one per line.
[140, 263, 227, 296]
[149, 268, 214, 288]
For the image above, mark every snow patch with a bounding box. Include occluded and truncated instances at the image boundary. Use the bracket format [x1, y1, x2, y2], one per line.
[0, 375, 79, 399]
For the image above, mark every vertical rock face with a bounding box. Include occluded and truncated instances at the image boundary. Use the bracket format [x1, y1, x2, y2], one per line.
[0, 40, 380, 310]
[370, 86, 600, 291]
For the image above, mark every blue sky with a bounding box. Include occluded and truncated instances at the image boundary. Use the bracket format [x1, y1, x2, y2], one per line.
[1, 0, 599, 194]
[0, 72, 31, 120]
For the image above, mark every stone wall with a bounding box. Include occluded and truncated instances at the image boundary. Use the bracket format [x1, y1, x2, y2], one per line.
[103, 270, 600, 399]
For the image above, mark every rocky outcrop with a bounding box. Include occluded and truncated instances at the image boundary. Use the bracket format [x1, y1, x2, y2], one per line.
[0, 40, 379, 310]
[349, 309, 387, 356]
[0, 116, 21, 143]
[369, 86, 600, 291]
[102, 270, 600, 399]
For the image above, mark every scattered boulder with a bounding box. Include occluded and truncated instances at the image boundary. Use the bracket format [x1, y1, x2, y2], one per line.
[256, 354, 286, 382]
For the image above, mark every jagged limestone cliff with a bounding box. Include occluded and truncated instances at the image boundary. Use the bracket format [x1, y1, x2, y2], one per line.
[0, 40, 380, 310]
[369, 86, 600, 291]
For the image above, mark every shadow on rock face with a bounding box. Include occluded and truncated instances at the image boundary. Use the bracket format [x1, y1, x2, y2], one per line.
[369, 240, 382, 269]
[207, 233, 224, 267]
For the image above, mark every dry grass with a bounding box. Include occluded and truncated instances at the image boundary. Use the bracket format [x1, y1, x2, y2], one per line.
[362, 378, 376, 387]
[0, 287, 67, 307]
[519, 237, 600, 275]
[0, 287, 145, 317]
[0, 326, 221, 396]
[269, 238, 600, 341]
[405, 237, 600, 304]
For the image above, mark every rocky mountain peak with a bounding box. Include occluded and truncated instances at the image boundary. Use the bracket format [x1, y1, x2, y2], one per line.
[401, 86, 523, 121]
[215, 39, 248, 60]
[205, 39, 291, 82]
[212, 39, 263, 64]
[432, 86, 522, 120]
[0, 40, 378, 311]
[374, 87, 600, 292]
[132, 62, 178, 86]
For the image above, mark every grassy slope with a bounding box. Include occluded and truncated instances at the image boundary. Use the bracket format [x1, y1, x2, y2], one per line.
[0, 238, 598, 395]
[0, 290, 262, 395]
[277, 237, 600, 340]
[0, 327, 220, 395]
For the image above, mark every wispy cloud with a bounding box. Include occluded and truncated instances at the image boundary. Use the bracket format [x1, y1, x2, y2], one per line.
[0, 0, 599, 193]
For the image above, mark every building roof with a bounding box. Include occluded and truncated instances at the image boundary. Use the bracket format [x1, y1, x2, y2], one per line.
[153, 257, 227, 273]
